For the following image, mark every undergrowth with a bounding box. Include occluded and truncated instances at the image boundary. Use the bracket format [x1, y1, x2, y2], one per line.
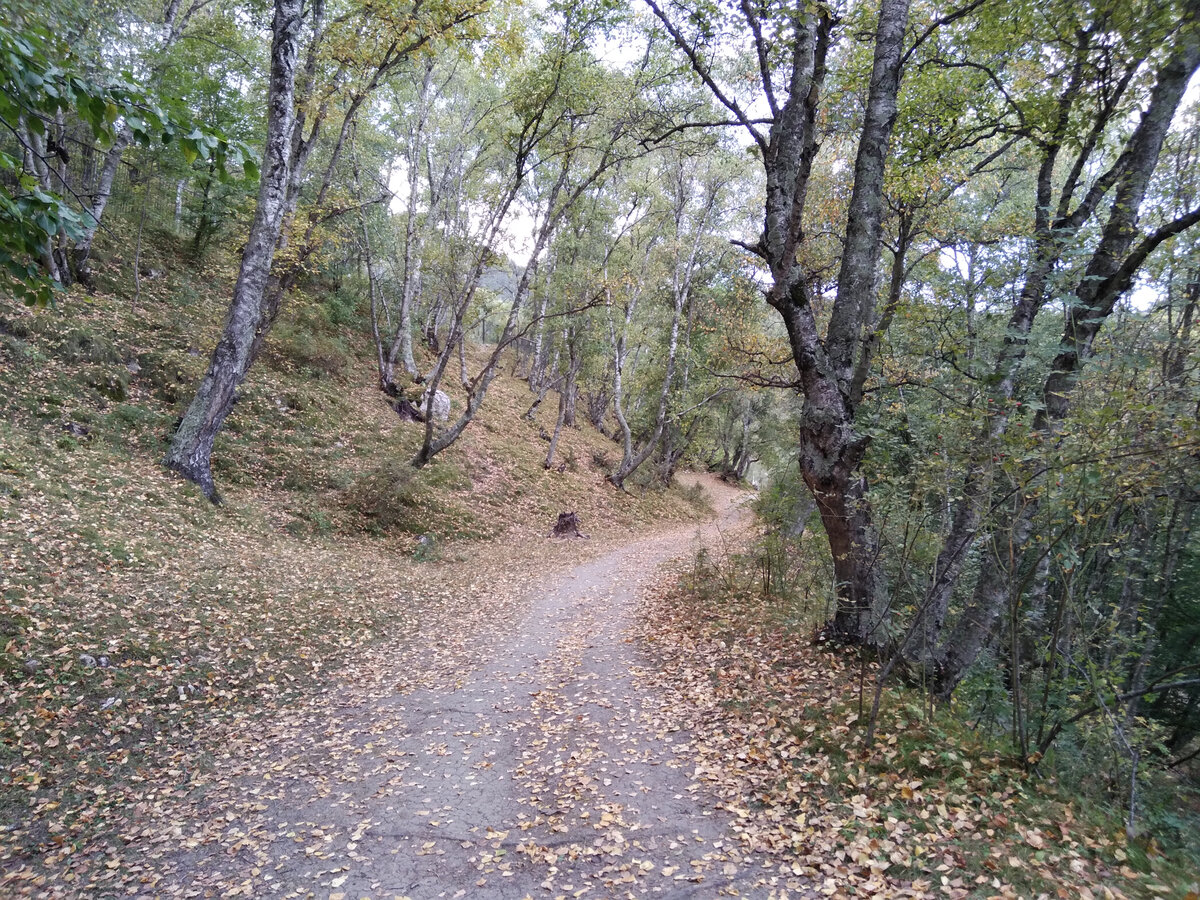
[640, 534, 1200, 899]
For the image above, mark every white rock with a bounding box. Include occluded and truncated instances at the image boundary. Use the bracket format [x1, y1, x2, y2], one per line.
[420, 388, 451, 422]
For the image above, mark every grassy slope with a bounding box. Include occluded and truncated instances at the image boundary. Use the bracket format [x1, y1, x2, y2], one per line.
[0, 232, 709, 872]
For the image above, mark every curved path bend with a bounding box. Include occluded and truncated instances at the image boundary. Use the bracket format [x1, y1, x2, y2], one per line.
[164, 479, 806, 899]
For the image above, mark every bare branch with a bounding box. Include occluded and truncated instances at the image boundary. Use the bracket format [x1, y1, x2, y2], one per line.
[739, 0, 779, 117]
[643, 0, 769, 153]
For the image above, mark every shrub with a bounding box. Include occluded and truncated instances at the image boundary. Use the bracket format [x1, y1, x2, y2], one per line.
[62, 328, 121, 365]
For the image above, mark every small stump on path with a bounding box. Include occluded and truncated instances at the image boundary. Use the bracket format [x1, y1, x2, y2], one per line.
[549, 511, 588, 539]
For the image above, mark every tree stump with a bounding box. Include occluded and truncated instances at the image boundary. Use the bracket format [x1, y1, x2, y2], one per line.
[549, 511, 587, 538]
[393, 398, 424, 422]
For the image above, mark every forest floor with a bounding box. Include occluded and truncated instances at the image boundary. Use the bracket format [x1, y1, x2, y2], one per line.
[4, 470, 776, 899]
[0, 244, 734, 898]
[2, 239, 1195, 898]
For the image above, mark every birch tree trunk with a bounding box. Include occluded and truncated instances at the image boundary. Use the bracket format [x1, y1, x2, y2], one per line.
[545, 327, 581, 469]
[163, 0, 304, 501]
[905, 26, 1140, 668]
[608, 258, 688, 489]
[385, 60, 436, 385]
[928, 26, 1200, 697]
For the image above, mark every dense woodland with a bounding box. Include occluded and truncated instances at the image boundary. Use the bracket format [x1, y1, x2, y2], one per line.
[3, 0, 1200, 885]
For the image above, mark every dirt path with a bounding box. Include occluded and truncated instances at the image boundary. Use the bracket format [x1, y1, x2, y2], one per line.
[139, 476, 803, 899]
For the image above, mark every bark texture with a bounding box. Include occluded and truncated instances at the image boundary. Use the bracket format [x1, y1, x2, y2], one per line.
[163, 0, 304, 500]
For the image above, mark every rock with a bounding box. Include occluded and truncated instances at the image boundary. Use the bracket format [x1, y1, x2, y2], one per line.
[420, 388, 451, 422]
[413, 532, 439, 560]
[79, 653, 96, 668]
[23, 658, 40, 673]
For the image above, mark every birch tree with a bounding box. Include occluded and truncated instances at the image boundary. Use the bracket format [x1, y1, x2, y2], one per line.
[162, 0, 304, 500]
[411, 19, 649, 467]
[900, 0, 1200, 697]
[609, 151, 725, 488]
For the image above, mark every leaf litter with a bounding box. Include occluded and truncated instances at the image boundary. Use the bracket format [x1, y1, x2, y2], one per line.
[2, 459, 782, 897]
[0, 296, 720, 896]
[633, 547, 1171, 899]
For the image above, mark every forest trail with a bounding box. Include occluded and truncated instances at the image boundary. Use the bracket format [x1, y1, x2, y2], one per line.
[140, 475, 808, 898]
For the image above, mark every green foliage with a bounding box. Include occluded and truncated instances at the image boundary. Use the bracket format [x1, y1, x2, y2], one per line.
[0, 6, 257, 303]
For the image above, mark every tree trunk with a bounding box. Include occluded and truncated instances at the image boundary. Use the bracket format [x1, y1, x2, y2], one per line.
[928, 27, 1200, 696]
[650, 0, 909, 644]
[610, 157, 719, 489]
[609, 279, 685, 489]
[385, 59, 435, 385]
[546, 327, 582, 469]
[354, 137, 389, 387]
[163, 0, 304, 501]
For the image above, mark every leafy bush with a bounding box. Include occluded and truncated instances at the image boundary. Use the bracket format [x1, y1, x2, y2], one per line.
[322, 288, 362, 328]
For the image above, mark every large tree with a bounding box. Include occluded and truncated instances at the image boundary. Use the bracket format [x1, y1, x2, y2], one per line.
[162, 0, 304, 500]
[647, 0, 912, 644]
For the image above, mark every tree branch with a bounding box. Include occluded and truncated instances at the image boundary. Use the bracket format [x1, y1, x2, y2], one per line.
[900, 0, 989, 66]
[739, 0, 780, 117]
[642, 0, 769, 153]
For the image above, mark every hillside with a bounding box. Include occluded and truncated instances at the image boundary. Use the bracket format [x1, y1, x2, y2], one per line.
[2, 240, 1198, 899]
[0, 235, 714, 877]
